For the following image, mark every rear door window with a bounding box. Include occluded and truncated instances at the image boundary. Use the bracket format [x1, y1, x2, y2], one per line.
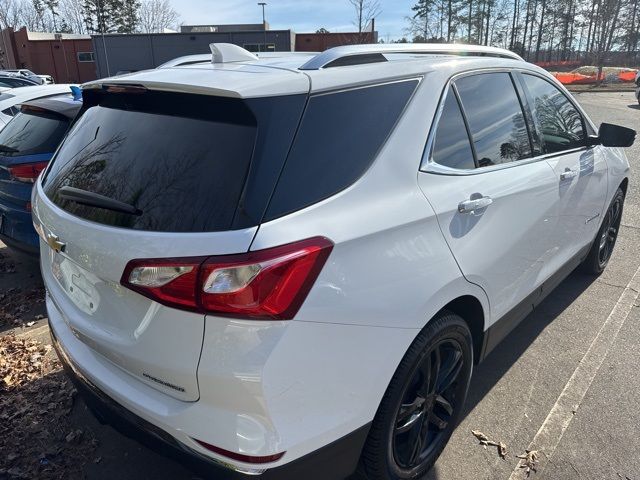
[521, 74, 586, 154]
[455, 72, 532, 167]
[429, 87, 475, 170]
[0, 110, 69, 157]
[265, 79, 418, 220]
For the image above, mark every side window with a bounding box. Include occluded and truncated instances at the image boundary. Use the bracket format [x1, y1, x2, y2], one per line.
[455, 72, 532, 167]
[265, 79, 419, 221]
[430, 87, 475, 170]
[521, 74, 586, 154]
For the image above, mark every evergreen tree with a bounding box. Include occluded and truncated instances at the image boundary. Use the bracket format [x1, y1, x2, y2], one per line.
[82, 0, 138, 34]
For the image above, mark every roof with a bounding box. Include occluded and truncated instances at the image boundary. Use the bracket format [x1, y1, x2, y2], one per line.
[0, 84, 77, 109]
[21, 94, 82, 119]
[82, 44, 545, 99]
[25, 31, 90, 41]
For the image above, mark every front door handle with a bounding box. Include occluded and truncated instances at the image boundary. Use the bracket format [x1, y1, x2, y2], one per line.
[560, 168, 578, 181]
[458, 195, 493, 214]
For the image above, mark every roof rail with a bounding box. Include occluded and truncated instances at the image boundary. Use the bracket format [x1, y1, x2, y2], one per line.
[299, 43, 524, 70]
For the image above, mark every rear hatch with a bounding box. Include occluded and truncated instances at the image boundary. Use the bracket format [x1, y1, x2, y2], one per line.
[0, 106, 70, 208]
[33, 72, 309, 401]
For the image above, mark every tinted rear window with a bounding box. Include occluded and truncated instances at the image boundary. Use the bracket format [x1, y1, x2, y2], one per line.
[44, 92, 256, 232]
[265, 79, 418, 221]
[43, 90, 306, 233]
[0, 110, 68, 157]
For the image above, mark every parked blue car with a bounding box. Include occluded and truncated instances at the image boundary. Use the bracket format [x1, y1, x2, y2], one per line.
[0, 91, 81, 255]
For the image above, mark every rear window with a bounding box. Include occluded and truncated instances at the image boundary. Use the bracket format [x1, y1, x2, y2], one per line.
[43, 89, 306, 233]
[0, 78, 31, 88]
[264, 79, 418, 221]
[0, 110, 69, 157]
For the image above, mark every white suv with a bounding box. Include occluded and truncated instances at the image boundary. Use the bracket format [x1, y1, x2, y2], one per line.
[33, 44, 634, 479]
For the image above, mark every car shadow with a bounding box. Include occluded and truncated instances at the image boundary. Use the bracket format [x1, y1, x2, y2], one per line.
[628, 103, 640, 110]
[419, 269, 597, 479]
[461, 270, 596, 417]
[348, 269, 597, 480]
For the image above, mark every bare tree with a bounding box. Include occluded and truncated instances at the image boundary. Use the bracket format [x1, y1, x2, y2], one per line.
[137, 0, 178, 33]
[348, 0, 381, 33]
[0, 0, 27, 29]
[58, 0, 86, 33]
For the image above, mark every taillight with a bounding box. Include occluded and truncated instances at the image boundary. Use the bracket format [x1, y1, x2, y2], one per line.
[8, 161, 49, 183]
[121, 237, 333, 320]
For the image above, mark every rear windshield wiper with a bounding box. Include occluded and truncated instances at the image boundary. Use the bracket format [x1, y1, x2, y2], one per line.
[58, 186, 142, 216]
[0, 144, 18, 153]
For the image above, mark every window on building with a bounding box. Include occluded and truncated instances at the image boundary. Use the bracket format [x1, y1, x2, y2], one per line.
[77, 52, 95, 62]
[243, 43, 276, 53]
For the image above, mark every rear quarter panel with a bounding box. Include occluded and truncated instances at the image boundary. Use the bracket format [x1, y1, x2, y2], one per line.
[251, 67, 490, 330]
[234, 67, 490, 462]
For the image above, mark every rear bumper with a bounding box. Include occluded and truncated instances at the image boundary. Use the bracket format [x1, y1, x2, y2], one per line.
[50, 319, 371, 480]
[0, 200, 39, 254]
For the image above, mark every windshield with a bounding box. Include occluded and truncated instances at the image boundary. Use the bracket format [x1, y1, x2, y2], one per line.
[0, 110, 68, 157]
[0, 78, 32, 88]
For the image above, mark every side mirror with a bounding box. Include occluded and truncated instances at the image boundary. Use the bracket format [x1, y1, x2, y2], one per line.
[591, 123, 636, 148]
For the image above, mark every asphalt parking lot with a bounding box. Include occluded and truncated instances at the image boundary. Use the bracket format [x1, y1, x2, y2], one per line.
[1, 91, 638, 480]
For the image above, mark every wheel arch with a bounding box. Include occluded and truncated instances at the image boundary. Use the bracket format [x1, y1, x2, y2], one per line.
[619, 177, 629, 196]
[435, 295, 485, 364]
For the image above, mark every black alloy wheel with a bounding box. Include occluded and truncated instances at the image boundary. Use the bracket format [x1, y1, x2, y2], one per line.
[361, 312, 473, 480]
[581, 187, 625, 275]
[391, 339, 464, 471]
[597, 191, 623, 268]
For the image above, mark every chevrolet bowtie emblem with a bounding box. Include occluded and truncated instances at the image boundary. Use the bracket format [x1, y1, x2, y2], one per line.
[46, 233, 66, 253]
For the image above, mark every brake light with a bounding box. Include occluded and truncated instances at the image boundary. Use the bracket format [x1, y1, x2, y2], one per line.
[8, 161, 48, 183]
[121, 237, 333, 320]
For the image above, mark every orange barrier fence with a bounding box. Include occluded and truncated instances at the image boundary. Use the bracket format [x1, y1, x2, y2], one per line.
[552, 69, 638, 85]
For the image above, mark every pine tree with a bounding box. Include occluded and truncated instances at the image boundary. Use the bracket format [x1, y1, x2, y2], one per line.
[412, 0, 436, 39]
[116, 0, 140, 33]
[82, 0, 139, 34]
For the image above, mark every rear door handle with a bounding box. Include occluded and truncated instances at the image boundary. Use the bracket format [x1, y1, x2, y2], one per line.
[458, 195, 493, 214]
[560, 168, 578, 181]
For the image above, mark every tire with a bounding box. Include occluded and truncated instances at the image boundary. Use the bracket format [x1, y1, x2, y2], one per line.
[360, 312, 473, 480]
[581, 187, 624, 275]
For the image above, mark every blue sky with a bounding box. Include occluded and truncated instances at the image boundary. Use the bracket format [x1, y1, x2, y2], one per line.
[168, 0, 416, 40]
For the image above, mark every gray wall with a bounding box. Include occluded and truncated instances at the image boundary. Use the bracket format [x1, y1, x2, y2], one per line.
[92, 30, 294, 78]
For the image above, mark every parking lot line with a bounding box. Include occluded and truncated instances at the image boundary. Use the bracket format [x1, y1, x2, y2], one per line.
[508, 265, 640, 479]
